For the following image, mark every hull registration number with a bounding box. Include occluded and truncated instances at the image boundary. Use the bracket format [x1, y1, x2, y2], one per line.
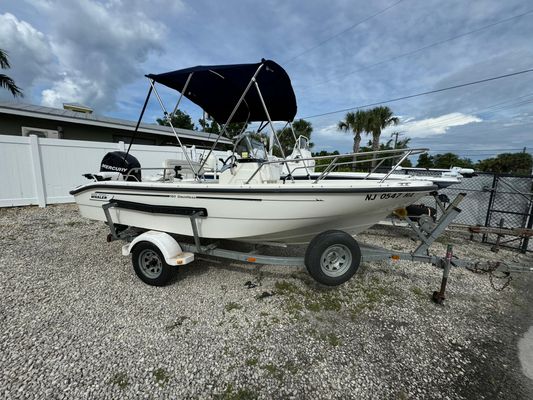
[365, 193, 415, 201]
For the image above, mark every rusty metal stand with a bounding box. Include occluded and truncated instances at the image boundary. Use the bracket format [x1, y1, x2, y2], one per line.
[432, 244, 453, 304]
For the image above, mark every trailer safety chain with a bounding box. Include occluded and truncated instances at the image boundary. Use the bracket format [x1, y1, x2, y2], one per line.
[488, 271, 513, 292]
[464, 261, 512, 291]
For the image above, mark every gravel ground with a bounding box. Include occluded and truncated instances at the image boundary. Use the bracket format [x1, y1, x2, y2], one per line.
[1, 204, 533, 399]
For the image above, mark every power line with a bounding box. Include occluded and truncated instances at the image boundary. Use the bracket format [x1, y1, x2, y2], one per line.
[302, 67, 533, 119]
[297, 8, 533, 92]
[283, 0, 406, 65]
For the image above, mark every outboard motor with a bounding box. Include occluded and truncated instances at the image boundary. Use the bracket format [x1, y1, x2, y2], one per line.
[100, 151, 141, 181]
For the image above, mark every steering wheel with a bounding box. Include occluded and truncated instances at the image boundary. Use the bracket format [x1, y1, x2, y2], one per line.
[220, 154, 237, 166]
[219, 154, 237, 172]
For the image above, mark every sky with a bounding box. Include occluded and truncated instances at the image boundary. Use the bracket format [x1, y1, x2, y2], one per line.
[1, 0, 532, 161]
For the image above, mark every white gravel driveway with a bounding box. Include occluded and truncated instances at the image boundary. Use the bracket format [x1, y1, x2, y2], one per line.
[1, 204, 532, 399]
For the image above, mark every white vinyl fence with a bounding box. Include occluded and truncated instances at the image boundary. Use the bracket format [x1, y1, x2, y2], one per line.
[0, 135, 227, 208]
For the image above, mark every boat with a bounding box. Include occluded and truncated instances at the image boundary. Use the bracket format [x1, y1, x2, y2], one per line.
[70, 59, 437, 245]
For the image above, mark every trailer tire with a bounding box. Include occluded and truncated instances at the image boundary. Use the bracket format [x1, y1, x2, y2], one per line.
[305, 230, 361, 286]
[132, 241, 175, 286]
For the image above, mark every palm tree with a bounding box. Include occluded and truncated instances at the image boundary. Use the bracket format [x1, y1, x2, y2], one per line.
[366, 106, 399, 167]
[275, 118, 313, 157]
[338, 110, 368, 171]
[0, 49, 23, 97]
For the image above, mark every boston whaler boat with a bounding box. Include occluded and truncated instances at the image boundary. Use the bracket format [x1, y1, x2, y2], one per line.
[70, 59, 437, 286]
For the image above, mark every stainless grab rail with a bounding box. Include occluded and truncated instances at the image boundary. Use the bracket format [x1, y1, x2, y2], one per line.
[244, 148, 428, 184]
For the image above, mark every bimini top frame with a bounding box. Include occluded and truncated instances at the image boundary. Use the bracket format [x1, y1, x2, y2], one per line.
[126, 59, 299, 178]
[126, 59, 429, 184]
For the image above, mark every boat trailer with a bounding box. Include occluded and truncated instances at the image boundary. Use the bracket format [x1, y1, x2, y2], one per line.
[102, 192, 533, 303]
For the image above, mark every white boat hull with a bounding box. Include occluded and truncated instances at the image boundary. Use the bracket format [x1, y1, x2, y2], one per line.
[71, 180, 435, 244]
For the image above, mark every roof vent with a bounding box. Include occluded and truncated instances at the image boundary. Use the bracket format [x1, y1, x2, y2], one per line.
[63, 102, 93, 114]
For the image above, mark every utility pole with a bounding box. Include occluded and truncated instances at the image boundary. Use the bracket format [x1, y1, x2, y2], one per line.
[391, 131, 406, 149]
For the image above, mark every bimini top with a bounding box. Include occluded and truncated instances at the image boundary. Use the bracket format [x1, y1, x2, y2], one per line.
[146, 59, 297, 123]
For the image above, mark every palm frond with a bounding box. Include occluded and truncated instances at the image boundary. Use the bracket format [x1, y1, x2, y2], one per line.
[0, 49, 10, 69]
[0, 74, 23, 97]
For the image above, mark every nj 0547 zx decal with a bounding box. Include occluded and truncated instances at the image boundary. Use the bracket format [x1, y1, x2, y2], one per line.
[365, 192, 415, 201]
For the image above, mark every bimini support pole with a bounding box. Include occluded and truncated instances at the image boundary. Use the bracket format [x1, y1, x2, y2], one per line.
[254, 81, 293, 179]
[171, 72, 194, 118]
[150, 78, 198, 178]
[124, 83, 153, 158]
[197, 64, 266, 174]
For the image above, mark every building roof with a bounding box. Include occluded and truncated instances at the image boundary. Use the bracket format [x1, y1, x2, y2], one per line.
[0, 101, 233, 145]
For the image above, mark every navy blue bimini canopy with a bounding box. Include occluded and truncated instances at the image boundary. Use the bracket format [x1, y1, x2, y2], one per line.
[146, 59, 297, 123]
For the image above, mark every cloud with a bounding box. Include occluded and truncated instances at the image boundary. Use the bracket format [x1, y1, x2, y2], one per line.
[0, 13, 55, 98]
[389, 112, 482, 138]
[1, 1, 187, 110]
[33, 0, 173, 111]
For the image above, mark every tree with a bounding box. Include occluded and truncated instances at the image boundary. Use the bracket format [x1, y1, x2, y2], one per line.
[157, 109, 195, 130]
[275, 119, 313, 157]
[224, 122, 249, 139]
[338, 110, 368, 171]
[476, 152, 532, 175]
[197, 117, 249, 139]
[0, 49, 23, 97]
[416, 153, 434, 168]
[433, 153, 474, 169]
[378, 137, 412, 167]
[366, 106, 399, 167]
[198, 118, 220, 134]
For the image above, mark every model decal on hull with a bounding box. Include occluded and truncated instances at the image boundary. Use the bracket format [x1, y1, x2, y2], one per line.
[90, 193, 112, 201]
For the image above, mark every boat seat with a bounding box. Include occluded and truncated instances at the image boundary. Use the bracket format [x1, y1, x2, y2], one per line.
[164, 159, 204, 179]
[143, 170, 176, 182]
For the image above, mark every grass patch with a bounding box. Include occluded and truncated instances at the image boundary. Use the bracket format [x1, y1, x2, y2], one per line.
[261, 363, 283, 380]
[225, 302, 243, 312]
[274, 280, 301, 295]
[275, 280, 344, 317]
[305, 301, 321, 312]
[350, 281, 393, 319]
[153, 368, 170, 386]
[223, 346, 235, 357]
[65, 220, 84, 227]
[284, 361, 299, 375]
[245, 357, 258, 366]
[108, 372, 129, 389]
[215, 383, 258, 400]
[326, 333, 341, 347]
[411, 286, 426, 299]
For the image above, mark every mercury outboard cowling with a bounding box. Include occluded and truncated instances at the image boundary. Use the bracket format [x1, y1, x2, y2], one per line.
[100, 151, 141, 182]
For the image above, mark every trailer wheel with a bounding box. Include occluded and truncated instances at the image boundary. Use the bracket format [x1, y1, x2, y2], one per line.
[305, 230, 361, 286]
[132, 241, 175, 286]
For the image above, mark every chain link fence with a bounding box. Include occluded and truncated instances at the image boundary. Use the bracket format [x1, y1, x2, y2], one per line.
[409, 171, 533, 252]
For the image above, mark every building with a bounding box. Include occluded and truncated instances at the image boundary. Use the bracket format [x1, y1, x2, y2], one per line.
[0, 101, 232, 148]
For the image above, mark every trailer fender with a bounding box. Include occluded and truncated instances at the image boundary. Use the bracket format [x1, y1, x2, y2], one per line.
[122, 231, 194, 266]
